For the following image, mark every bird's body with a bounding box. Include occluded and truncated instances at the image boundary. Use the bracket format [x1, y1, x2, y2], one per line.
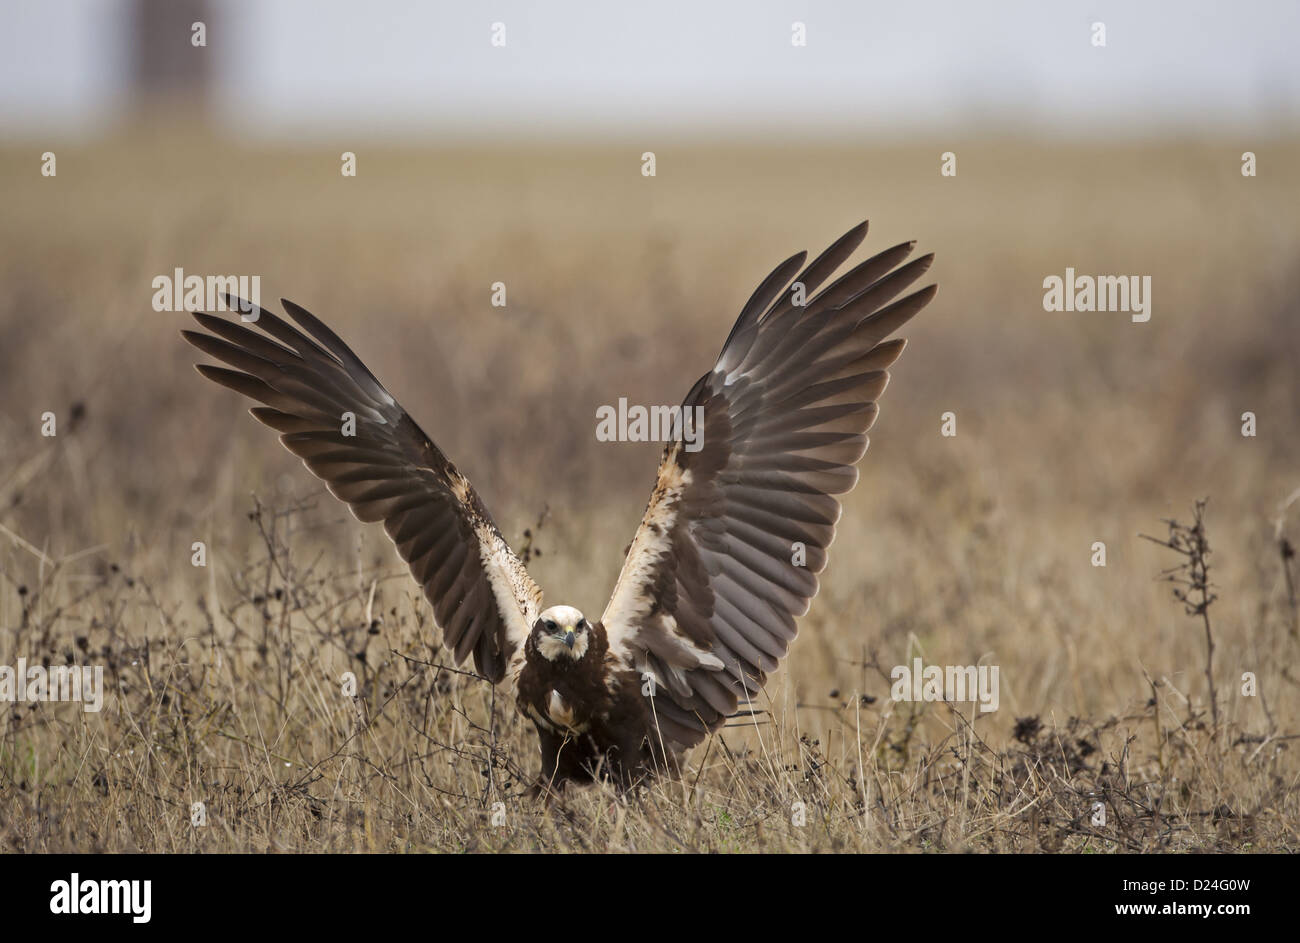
[182, 221, 936, 794]
[516, 610, 658, 789]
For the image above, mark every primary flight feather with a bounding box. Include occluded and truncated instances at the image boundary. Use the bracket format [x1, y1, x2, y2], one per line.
[182, 221, 936, 791]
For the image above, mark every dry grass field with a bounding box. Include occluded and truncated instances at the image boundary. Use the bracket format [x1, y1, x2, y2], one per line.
[1, 129, 1298, 852]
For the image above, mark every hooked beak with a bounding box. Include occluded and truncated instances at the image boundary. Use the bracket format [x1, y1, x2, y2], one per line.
[555, 627, 576, 649]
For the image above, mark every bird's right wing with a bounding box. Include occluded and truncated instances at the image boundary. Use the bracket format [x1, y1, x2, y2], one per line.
[182, 298, 542, 684]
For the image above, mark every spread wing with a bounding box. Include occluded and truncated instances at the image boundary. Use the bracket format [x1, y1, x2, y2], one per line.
[601, 221, 936, 751]
[182, 298, 542, 684]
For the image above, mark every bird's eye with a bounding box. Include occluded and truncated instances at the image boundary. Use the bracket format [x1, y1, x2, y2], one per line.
[578, 619, 587, 630]
[544, 620, 556, 632]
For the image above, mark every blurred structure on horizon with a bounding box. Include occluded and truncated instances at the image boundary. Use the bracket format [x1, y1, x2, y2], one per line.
[128, 0, 214, 115]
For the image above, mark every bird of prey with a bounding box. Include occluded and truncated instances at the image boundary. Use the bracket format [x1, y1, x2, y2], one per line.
[182, 221, 935, 793]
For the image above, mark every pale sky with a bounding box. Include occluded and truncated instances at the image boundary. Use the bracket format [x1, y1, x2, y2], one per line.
[1, 0, 1297, 139]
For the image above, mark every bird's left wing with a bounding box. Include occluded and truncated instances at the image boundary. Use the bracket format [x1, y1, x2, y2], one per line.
[182, 298, 541, 684]
[600, 222, 936, 752]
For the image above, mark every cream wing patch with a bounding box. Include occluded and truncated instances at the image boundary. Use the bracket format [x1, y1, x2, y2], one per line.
[471, 513, 542, 673]
[601, 447, 725, 702]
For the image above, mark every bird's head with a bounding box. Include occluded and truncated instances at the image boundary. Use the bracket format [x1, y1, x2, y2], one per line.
[532, 605, 590, 661]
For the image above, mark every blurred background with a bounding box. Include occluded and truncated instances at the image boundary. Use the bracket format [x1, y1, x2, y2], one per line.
[4, 0, 1299, 138]
[1, 0, 1298, 786]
